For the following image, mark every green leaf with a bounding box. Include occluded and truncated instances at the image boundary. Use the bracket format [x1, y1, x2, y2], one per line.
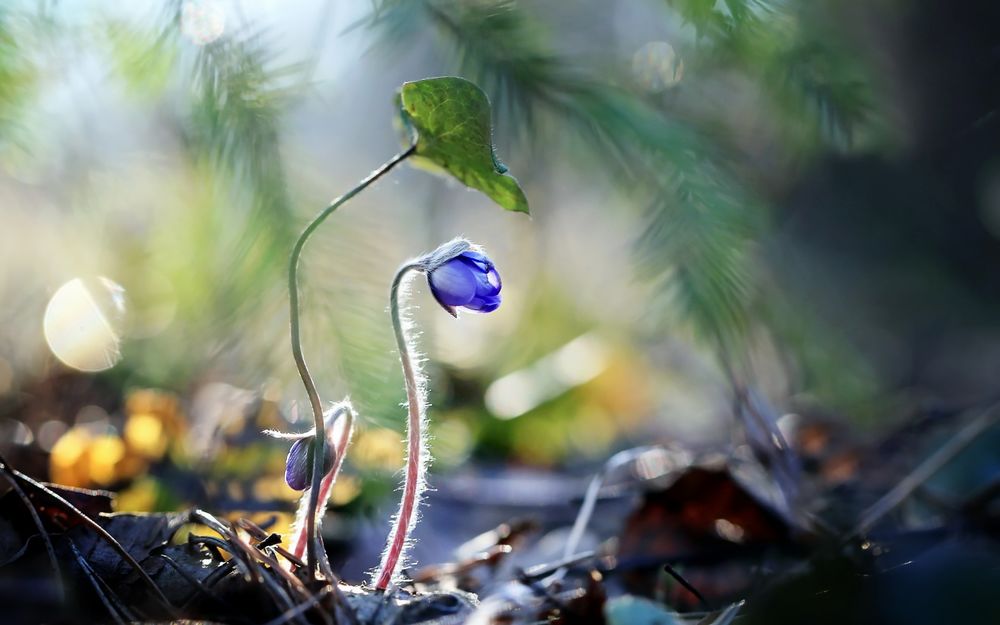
[397, 76, 529, 213]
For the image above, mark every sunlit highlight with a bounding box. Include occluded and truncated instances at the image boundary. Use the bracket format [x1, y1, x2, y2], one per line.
[632, 41, 684, 92]
[43, 277, 126, 372]
[485, 333, 609, 420]
[181, 1, 226, 46]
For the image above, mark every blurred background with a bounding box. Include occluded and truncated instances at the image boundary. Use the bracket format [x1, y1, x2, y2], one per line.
[0, 0, 998, 588]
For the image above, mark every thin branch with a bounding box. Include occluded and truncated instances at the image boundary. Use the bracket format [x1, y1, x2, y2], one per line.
[547, 446, 663, 584]
[663, 562, 711, 611]
[0, 456, 64, 599]
[236, 518, 305, 568]
[221, 523, 308, 625]
[262, 586, 333, 625]
[191, 560, 238, 605]
[853, 402, 1000, 536]
[68, 540, 127, 625]
[154, 551, 238, 616]
[0, 458, 175, 615]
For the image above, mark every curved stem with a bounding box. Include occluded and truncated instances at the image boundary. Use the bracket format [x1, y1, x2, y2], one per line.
[290, 405, 355, 560]
[373, 263, 425, 590]
[288, 145, 415, 579]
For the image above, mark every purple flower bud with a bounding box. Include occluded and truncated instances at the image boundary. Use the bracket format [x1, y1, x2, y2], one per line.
[284, 436, 336, 491]
[427, 250, 502, 316]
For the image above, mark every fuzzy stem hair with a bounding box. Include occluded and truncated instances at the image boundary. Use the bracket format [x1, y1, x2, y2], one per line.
[372, 263, 427, 590]
[288, 401, 356, 562]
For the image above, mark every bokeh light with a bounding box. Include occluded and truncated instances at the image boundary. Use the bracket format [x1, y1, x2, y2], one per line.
[430, 418, 474, 467]
[124, 411, 167, 458]
[36, 421, 68, 453]
[181, 1, 226, 46]
[351, 427, 405, 472]
[485, 334, 609, 420]
[0, 418, 33, 447]
[89, 435, 126, 485]
[49, 426, 93, 487]
[632, 41, 684, 92]
[42, 277, 126, 372]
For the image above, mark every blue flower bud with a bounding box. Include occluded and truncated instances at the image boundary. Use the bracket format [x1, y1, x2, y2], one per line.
[427, 250, 502, 316]
[284, 436, 336, 491]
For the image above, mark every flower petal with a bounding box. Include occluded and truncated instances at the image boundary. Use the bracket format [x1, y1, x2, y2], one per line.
[428, 259, 478, 306]
[486, 266, 501, 291]
[284, 436, 336, 491]
[472, 266, 502, 298]
[457, 250, 492, 272]
[285, 438, 311, 490]
[465, 293, 501, 313]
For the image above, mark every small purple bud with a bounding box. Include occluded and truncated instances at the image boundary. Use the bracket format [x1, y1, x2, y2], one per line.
[284, 436, 336, 491]
[427, 250, 502, 317]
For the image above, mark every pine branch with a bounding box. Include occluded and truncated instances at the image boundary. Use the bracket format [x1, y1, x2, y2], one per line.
[665, 0, 874, 148]
[183, 28, 308, 315]
[369, 0, 762, 348]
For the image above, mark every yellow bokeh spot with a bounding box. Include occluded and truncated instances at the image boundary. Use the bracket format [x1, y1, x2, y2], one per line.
[352, 428, 405, 471]
[330, 474, 361, 506]
[50, 428, 89, 469]
[127, 388, 177, 416]
[253, 475, 299, 503]
[49, 428, 92, 487]
[125, 389, 185, 443]
[115, 476, 159, 512]
[50, 426, 151, 488]
[125, 412, 167, 458]
[88, 435, 126, 485]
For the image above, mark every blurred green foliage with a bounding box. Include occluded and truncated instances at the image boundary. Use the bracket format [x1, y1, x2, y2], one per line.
[2, 0, 973, 495]
[362, 0, 881, 411]
[0, 8, 40, 153]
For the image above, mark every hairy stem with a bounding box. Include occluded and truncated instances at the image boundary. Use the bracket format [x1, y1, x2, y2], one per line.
[373, 263, 425, 590]
[288, 145, 414, 579]
[290, 405, 356, 560]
